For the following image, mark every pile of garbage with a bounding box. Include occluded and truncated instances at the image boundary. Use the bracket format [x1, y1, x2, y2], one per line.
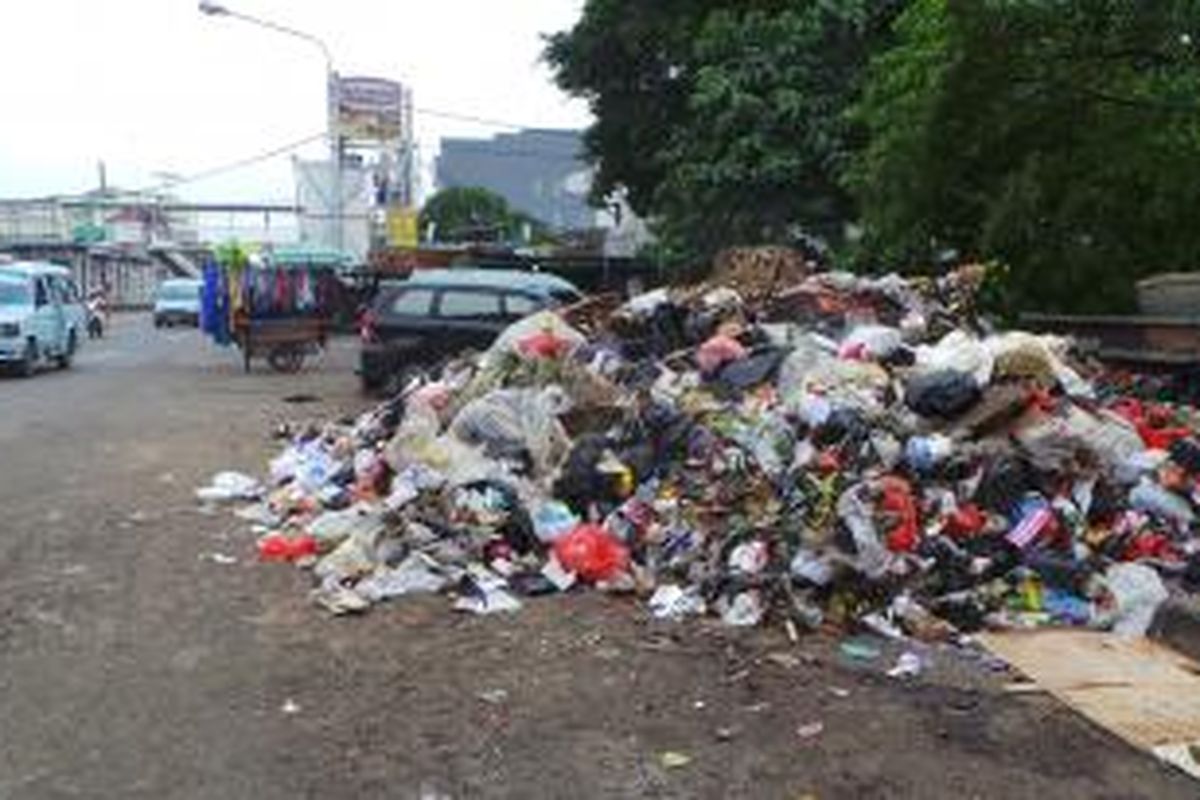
[204, 260, 1200, 640]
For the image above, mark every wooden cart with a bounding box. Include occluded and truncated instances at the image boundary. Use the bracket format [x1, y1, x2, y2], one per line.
[232, 314, 328, 373]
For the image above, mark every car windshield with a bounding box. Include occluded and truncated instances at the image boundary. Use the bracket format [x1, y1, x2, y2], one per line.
[159, 285, 198, 301]
[0, 281, 30, 305]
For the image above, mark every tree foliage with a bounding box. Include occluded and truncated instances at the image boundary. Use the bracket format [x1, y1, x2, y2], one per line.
[547, 1, 904, 262]
[420, 187, 550, 245]
[850, 0, 1200, 312]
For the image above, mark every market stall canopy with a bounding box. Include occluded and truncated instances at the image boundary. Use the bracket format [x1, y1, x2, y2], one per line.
[268, 245, 356, 272]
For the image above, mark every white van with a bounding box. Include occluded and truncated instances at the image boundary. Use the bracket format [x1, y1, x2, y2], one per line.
[0, 261, 87, 376]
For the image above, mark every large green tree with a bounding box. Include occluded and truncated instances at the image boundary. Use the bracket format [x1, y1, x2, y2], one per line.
[546, 1, 906, 262]
[420, 187, 550, 245]
[850, 0, 1200, 312]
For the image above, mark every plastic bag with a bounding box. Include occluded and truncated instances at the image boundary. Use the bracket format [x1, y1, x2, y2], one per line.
[790, 358, 892, 416]
[313, 523, 381, 583]
[728, 540, 769, 576]
[1100, 563, 1169, 637]
[837, 483, 893, 577]
[1129, 479, 1195, 527]
[355, 553, 448, 602]
[904, 435, 955, 474]
[481, 311, 586, 370]
[623, 287, 671, 316]
[1018, 405, 1144, 477]
[452, 565, 523, 615]
[905, 370, 981, 419]
[196, 471, 263, 502]
[986, 332, 1092, 396]
[257, 533, 317, 562]
[648, 584, 707, 620]
[517, 330, 573, 361]
[532, 501, 580, 544]
[450, 387, 572, 476]
[915, 330, 994, 386]
[839, 325, 904, 361]
[308, 507, 385, 552]
[776, 335, 836, 401]
[697, 334, 748, 375]
[552, 524, 630, 583]
[719, 590, 765, 627]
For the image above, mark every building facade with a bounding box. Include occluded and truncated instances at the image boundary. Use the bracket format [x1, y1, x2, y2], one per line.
[436, 129, 595, 233]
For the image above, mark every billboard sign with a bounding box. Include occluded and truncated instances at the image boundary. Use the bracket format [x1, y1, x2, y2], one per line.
[330, 75, 405, 142]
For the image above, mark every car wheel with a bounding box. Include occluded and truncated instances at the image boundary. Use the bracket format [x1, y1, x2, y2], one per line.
[57, 331, 77, 369]
[17, 339, 37, 378]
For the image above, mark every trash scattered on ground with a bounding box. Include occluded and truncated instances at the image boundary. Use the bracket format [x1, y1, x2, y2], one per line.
[659, 751, 693, 769]
[280, 698, 301, 715]
[886, 651, 924, 679]
[796, 720, 825, 741]
[207, 253, 1200, 661]
[200, 552, 238, 566]
[476, 688, 509, 706]
[196, 471, 262, 503]
[840, 638, 882, 662]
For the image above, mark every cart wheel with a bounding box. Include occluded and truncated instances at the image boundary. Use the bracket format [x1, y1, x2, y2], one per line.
[268, 345, 305, 373]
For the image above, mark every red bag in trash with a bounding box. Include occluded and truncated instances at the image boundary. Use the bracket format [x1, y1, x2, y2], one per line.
[258, 534, 318, 562]
[1113, 399, 1190, 449]
[879, 477, 920, 553]
[696, 335, 748, 375]
[944, 504, 986, 539]
[552, 524, 630, 583]
[517, 330, 571, 360]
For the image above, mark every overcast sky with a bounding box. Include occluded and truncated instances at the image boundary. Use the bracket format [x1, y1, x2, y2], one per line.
[0, 0, 590, 204]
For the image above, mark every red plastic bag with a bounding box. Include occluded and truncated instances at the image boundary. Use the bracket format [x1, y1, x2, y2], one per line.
[696, 335, 748, 375]
[879, 476, 920, 553]
[258, 534, 318, 562]
[944, 504, 986, 539]
[517, 330, 571, 360]
[1112, 398, 1190, 449]
[552, 524, 630, 583]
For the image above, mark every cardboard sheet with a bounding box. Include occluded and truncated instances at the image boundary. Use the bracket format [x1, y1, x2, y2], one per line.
[981, 629, 1200, 779]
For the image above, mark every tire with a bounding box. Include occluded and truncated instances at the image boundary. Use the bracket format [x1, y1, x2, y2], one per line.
[16, 339, 37, 378]
[57, 331, 77, 369]
[267, 345, 305, 373]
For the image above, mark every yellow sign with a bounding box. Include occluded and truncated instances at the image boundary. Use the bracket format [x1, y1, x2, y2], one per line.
[387, 207, 420, 248]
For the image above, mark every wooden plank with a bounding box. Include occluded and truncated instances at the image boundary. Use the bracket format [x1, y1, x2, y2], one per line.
[981, 630, 1200, 779]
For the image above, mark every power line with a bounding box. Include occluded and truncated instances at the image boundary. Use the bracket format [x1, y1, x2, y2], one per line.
[136, 131, 327, 194]
[414, 106, 551, 130]
[126, 106, 583, 196]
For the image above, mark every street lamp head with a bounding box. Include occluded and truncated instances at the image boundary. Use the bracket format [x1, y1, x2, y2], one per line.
[198, 1, 229, 16]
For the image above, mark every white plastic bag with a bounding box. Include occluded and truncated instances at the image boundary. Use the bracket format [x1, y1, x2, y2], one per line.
[195, 471, 262, 502]
[1101, 563, 1169, 637]
[840, 325, 904, 361]
[915, 330, 994, 386]
[450, 387, 572, 476]
[480, 311, 586, 370]
[355, 554, 448, 602]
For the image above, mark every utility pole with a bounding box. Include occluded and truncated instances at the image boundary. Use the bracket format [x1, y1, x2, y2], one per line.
[198, 1, 342, 253]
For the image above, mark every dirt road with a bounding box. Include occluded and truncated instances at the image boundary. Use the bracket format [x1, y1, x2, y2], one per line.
[0, 315, 1195, 799]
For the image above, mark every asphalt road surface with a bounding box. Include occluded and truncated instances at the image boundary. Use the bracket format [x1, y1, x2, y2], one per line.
[1, 315, 1197, 799]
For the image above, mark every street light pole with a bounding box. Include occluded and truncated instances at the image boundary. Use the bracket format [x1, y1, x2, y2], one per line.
[198, 1, 342, 254]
